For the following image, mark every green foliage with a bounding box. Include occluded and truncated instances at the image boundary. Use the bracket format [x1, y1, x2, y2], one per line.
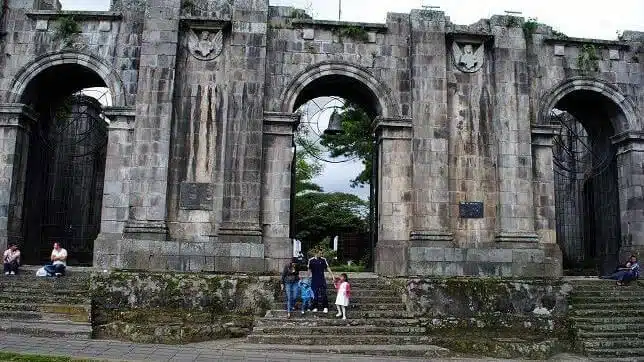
[523, 17, 538, 37]
[550, 29, 568, 39]
[0, 352, 91, 362]
[290, 9, 311, 19]
[333, 261, 367, 272]
[320, 104, 374, 188]
[334, 26, 369, 43]
[307, 239, 337, 261]
[577, 44, 600, 74]
[181, 0, 195, 12]
[505, 16, 521, 28]
[294, 191, 368, 249]
[53, 16, 81, 47]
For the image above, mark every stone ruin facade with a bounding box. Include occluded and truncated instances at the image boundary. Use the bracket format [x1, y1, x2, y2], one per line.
[0, 0, 642, 277]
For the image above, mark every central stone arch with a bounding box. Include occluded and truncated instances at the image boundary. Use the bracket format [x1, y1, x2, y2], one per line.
[280, 61, 400, 118]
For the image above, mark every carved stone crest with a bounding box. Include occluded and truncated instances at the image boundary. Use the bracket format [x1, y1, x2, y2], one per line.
[452, 42, 485, 73]
[187, 28, 224, 61]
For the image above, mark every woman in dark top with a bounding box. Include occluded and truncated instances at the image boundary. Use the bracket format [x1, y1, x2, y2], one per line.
[281, 261, 300, 318]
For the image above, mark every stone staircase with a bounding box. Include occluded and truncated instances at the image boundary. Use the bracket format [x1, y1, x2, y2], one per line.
[569, 278, 644, 360]
[244, 274, 449, 358]
[0, 267, 92, 339]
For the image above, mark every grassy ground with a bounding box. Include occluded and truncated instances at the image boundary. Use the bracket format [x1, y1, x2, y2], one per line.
[0, 352, 105, 362]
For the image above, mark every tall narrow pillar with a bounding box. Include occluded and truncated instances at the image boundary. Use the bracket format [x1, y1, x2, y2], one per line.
[374, 117, 413, 276]
[94, 106, 135, 268]
[613, 131, 644, 260]
[0, 104, 34, 251]
[262, 112, 299, 273]
[123, 0, 181, 241]
[531, 124, 560, 244]
[491, 16, 538, 243]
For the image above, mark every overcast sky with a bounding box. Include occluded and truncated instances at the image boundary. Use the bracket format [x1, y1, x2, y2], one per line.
[60, 0, 644, 199]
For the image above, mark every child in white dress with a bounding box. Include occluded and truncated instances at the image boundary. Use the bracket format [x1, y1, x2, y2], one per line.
[334, 273, 351, 320]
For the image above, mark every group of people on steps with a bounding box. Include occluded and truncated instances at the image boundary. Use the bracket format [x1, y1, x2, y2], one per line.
[281, 251, 351, 319]
[3, 242, 68, 277]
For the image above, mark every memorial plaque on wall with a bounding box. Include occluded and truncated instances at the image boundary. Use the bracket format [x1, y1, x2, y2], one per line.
[180, 182, 213, 210]
[459, 201, 484, 218]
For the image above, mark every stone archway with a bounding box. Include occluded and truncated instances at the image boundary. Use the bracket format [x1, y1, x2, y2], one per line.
[6, 51, 125, 265]
[8, 50, 128, 108]
[539, 77, 641, 274]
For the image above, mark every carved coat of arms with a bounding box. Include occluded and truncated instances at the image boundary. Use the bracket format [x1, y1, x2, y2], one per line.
[452, 42, 485, 73]
[187, 28, 224, 61]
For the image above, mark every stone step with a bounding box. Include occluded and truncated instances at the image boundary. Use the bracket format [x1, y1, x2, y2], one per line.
[0, 302, 91, 319]
[255, 317, 422, 328]
[253, 325, 426, 335]
[575, 323, 640, 333]
[0, 293, 89, 305]
[246, 333, 433, 345]
[571, 316, 644, 325]
[582, 338, 644, 350]
[0, 310, 90, 323]
[579, 331, 644, 339]
[0, 286, 89, 297]
[0, 319, 91, 339]
[271, 302, 405, 311]
[236, 343, 450, 358]
[265, 310, 415, 319]
[571, 290, 644, 297]
[583, 347, 644, 358]
[570, 302, 644, 311]
[571, 295, 644, 304]
[276, 295, 401, 303]
[570, 282, 644, 291]
[0, 278, 89, 290]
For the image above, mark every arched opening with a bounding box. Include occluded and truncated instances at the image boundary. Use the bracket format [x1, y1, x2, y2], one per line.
[550, 90, 623, 275]
[19, 63, 111, 266]
[289, 73, 382, 272]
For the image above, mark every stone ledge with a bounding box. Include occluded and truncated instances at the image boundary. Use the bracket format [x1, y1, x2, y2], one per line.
[543, 36, 630, 50]
[291, 19, 388, 32]
[26, 10, 123, 21]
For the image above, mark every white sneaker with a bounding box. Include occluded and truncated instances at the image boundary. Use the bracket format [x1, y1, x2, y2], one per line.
[342, 316, 347, 320]
[301, 310, 305, 314]
[323, 308, 328, 314]
[335, 312, 342, 317]
[4, 272, 8, 275]
[312, 308, 318, 312]
[9, 271, 15, 275]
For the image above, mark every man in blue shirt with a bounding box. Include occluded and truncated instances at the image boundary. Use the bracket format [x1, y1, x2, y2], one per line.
[308, 251, 334, 313]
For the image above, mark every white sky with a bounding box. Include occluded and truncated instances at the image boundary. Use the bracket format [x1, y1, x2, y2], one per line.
[59, 0, 644, 199]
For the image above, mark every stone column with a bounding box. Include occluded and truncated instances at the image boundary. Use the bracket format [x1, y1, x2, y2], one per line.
[123, 0, 181, 241]
[94, 106, 135, 268]
[531, 124, 560, 244]
[374, 117, 413, 276]
[217, 0, 269, 253]
[262, 112, 299, 273]
[613, 131, 644, 259]
[408, 10, 454, 246]
[491, 16, 538, 243]
[0, 104, 34, 251]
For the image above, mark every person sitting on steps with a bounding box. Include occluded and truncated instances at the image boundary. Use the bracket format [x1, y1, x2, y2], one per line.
[44, 242, 67, 277]
[601, 255, 640, 286]
[3, 243, 21, 275]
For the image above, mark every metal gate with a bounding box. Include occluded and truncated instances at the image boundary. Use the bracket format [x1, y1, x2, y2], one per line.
[23, 95, 108, 265]
[552, 111, 621, 275]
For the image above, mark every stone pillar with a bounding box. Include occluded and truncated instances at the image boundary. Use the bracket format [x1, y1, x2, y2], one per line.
[408, 10, 454, 246]
[123, 0, 181, 241]
[217, 0, 268, 251]
[262, 112, 299, 273]
[613, 131, 644, 259]
[491, 16, 538, 243]
[531, 124, 560, 244]
[374, 117, 413, 276]
[0, 104, 34, 251]
[94, 106, 135, 268]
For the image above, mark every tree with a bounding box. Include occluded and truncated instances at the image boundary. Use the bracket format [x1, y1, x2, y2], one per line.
[320, 103, 374, 188]
[293, 191, 368, 249]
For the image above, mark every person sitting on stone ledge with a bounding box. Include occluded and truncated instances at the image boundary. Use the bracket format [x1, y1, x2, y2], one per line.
[601, 255, 640, 286]
[44, 242, 67, 278]
[3, 243, 21, 275]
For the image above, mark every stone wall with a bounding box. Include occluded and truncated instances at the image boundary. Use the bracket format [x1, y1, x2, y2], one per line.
[90, 271, 279, 344]
[402, 277, 574, 358]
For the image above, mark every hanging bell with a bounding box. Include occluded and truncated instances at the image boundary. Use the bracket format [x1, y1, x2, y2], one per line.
[324, 110, 344, 135]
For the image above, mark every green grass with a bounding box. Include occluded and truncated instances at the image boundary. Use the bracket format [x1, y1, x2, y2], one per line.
[0, 352, 105, 362]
